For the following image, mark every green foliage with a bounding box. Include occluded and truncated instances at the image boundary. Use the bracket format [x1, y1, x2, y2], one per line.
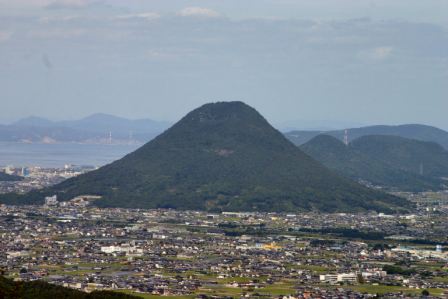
[0, 102, 408, 213]
[301, 134, 448, 191]
[371, 243, 391, 251]
[0, 172, 23, 182]
[383, 265, 416, 276]
[297, 227, 386, 240]
[352, 135, 448, 178]
[0, 276, 140, 299]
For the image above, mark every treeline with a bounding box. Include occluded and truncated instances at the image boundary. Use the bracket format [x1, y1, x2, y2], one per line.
[0, 276, 140, 299]
[0, 173, 23, 182]
[215, 224, 389, 241]
[296, 227, 386, 240]
[383, 265, 416, 276]
[408, 239, 448, 246]
[218, 222, 271, 237]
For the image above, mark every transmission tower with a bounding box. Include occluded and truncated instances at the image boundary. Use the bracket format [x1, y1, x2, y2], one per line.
[343, 129, 349, 146]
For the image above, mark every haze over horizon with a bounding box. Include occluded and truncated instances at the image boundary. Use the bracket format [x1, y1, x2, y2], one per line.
[1, 0, 447, 130]
[3, 112, 448, 133]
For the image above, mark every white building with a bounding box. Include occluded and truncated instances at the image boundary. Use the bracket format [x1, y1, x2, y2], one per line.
[320, 273, 358, 284]
[100, 243, 143, 256]
[6, 251, 30, 259]
[4, 166, 15, 175]
[45, 195, 58, 206]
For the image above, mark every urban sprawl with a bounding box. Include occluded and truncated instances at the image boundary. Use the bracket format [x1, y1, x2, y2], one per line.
[1, 166, 448, 298]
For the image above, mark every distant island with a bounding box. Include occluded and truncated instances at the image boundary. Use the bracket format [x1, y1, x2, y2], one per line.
[0, 114, 171, 144]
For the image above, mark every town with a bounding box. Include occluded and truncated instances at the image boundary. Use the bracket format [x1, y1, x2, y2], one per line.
[1, 193, 447, 298]
[0, 165, 97, 194]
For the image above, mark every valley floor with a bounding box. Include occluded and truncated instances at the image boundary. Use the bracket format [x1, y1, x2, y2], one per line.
[1, 193, 447, 298]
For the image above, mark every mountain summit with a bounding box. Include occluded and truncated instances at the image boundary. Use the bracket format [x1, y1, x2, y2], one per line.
[2, 102, 407, 212]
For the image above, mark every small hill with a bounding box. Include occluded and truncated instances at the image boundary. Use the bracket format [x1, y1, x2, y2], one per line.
[351, 135, 448, 178]
[285, 124, 448, 149]
[301, 135, 445, 191]
[0, 172, 23, 182]
[0, 102, 408, 213]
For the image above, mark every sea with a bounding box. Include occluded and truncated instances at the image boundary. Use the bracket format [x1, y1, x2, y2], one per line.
[0, 142, 140, 168]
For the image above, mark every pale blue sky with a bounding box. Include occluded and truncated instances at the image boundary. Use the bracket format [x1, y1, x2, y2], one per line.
[0, 0, 447, 130]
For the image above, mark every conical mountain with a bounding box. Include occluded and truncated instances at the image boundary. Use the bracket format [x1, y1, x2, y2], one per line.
[301, 134, 444, 191]
[1, 102, 408, 212]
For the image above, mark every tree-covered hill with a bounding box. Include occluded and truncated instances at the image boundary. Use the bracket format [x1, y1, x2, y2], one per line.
[301, 134, 448, 191]
[0, 102, 408, 213]
[351, 135, 448, 178]
[286, 124, 448, 149]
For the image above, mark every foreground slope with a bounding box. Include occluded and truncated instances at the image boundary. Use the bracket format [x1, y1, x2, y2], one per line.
[1, 102, 407, 212]
[286, 124, 448, 149]
[301, 135, 445, 191]
[0, 276, 139, 299]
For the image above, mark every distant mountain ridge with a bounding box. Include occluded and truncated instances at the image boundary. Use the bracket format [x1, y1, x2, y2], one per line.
[58, 113, 170, 135]
[285, 124, 448, 150]
[5, 116, 447, 149]
[13, 116, 55, 127]
[0, 114, 171, 144]
[301, 134, 448, 191]
[0, 102, 408, 213]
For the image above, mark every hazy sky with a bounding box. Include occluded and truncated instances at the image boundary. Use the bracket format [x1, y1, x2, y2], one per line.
[0, 0, 447, 130]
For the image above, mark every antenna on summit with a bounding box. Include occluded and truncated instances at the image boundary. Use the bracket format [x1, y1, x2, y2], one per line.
[108, 131, 112, 144]
[343, 129, 349, 146]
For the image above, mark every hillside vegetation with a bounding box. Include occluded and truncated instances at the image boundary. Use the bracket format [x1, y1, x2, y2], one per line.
[0, 172, 23, 182]
[301, 134, 448, 191]
[0, 276, 139, 299]
[0, 102, 408, 213]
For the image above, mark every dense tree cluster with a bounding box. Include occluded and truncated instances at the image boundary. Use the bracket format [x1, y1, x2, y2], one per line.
[297, 227, 386, 240]
[0, 276, 139, 299]
[0, 173, 22, 182]
[383, 265, 417, 276]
